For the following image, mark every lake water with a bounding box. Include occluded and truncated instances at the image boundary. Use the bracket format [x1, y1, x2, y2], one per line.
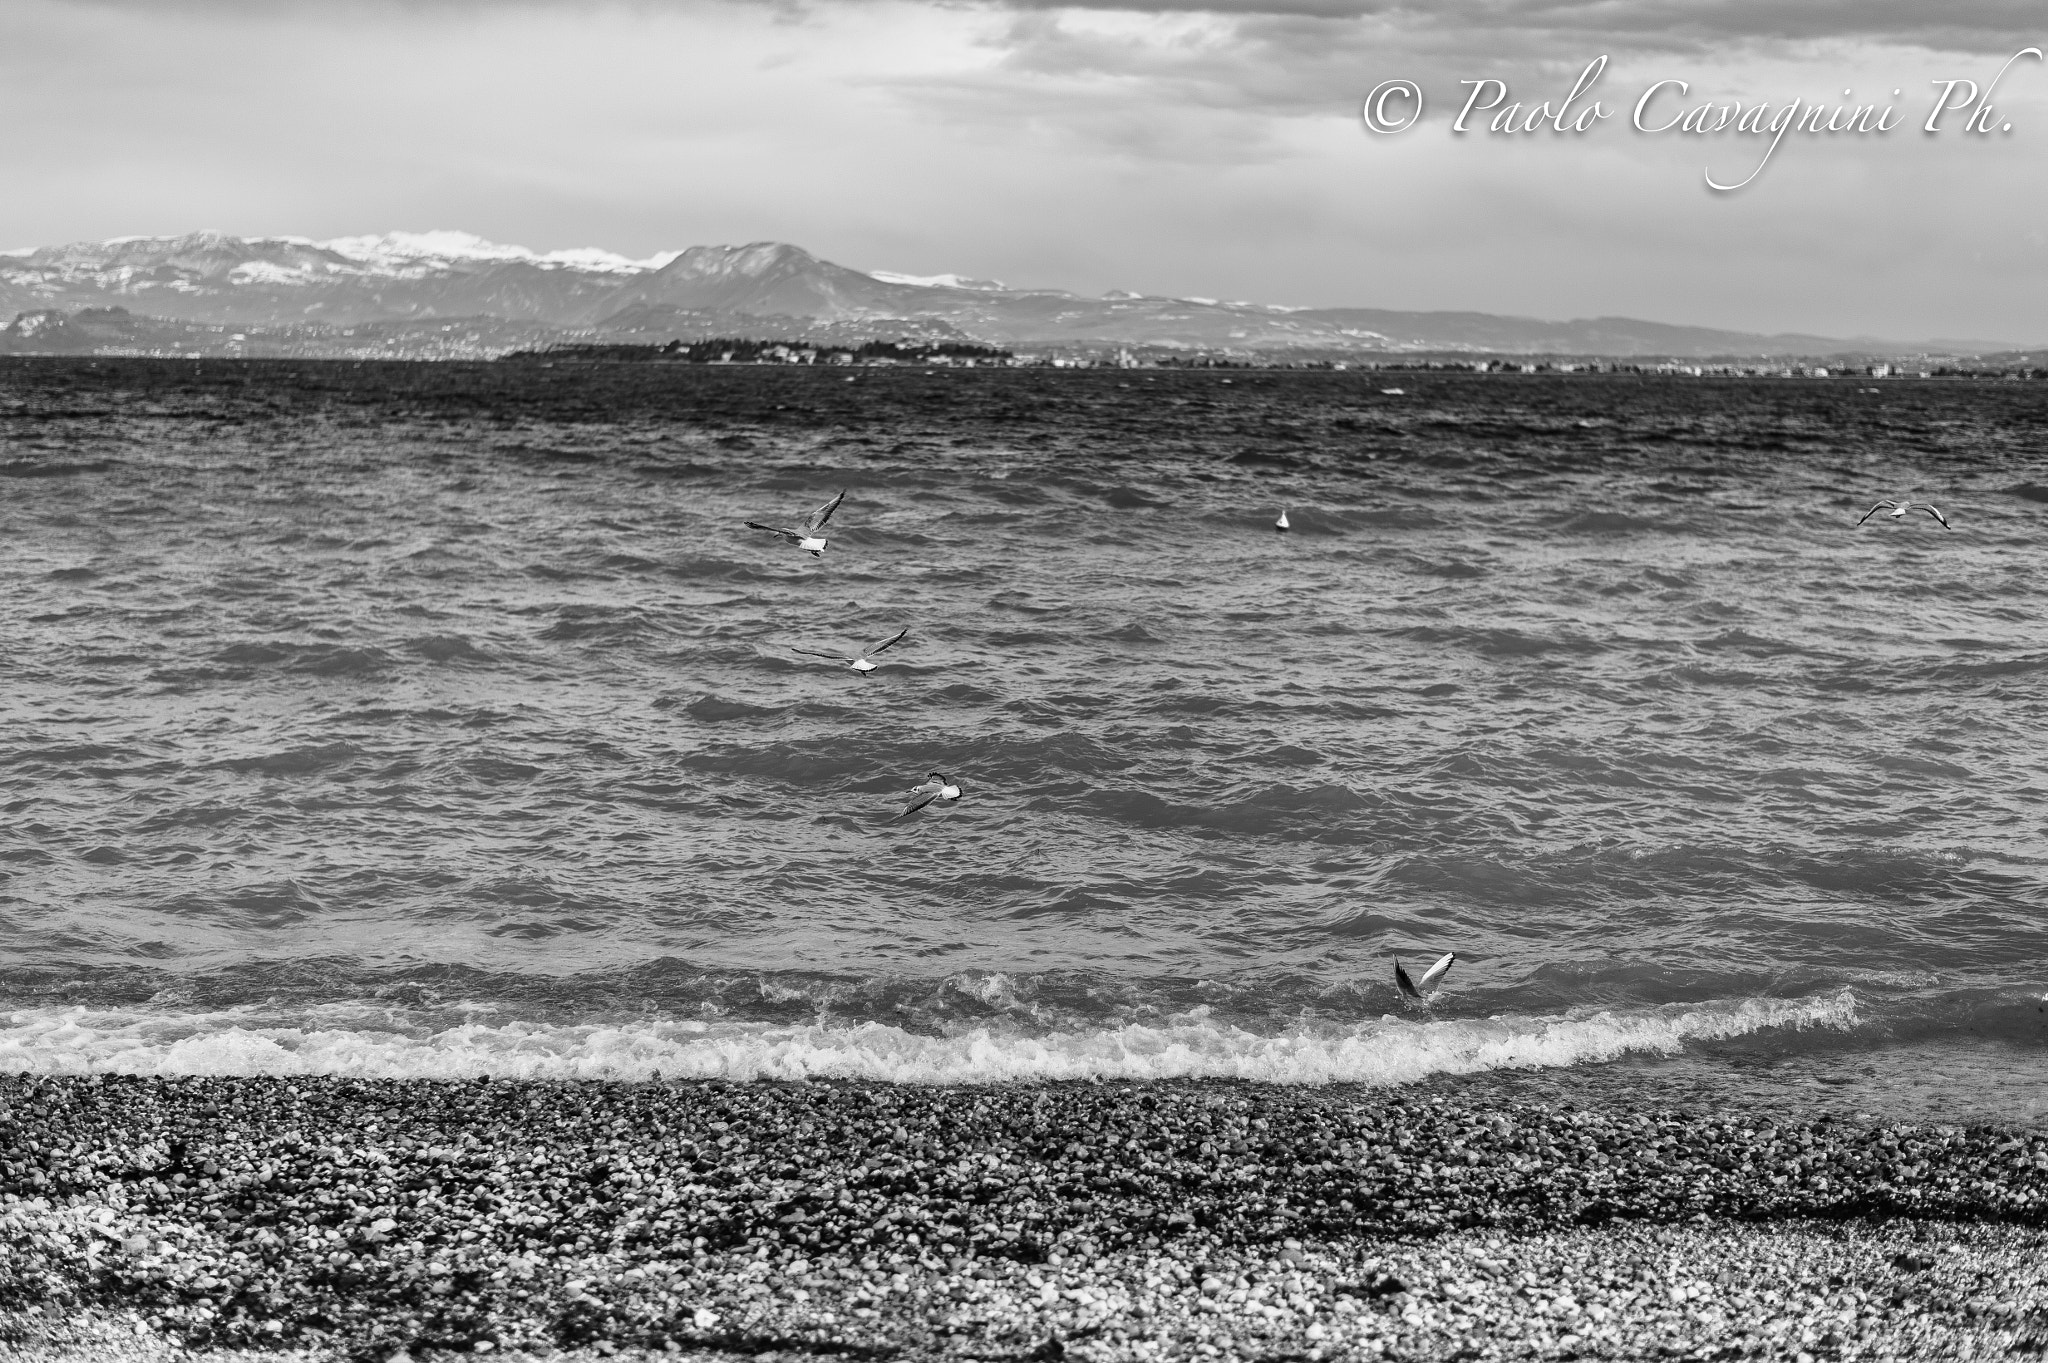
[1, 359, 2043, 1121]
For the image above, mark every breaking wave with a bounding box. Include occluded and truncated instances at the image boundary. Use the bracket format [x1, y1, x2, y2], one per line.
[0, 991, 1856, 1084]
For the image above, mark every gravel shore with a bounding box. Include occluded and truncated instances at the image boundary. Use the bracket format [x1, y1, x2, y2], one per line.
[2, 1075, 2045, 1360]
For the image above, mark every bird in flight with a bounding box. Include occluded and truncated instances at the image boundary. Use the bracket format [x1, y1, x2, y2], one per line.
[747, 489, 847, 556]
[1857, 499, 1949, 529]
[895, 772, 961, 819]
[1394, 952, 1455, 1003]
[793, 626, 909, 675]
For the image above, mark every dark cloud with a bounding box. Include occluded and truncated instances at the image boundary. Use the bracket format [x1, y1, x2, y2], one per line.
[872, 2, 2044, 133]
[962, 0, 2042, 58]
[37, 0, 2045, 53]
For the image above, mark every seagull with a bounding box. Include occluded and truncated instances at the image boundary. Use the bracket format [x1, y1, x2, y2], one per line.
[792, 626, 909, 675]
[746, 490, 847, 556]
[1275, 509, 1291, 533]
[1857, 499, 1949, 529]
[895, 771, 961, 819]
[1394, 952, 1455, 1002]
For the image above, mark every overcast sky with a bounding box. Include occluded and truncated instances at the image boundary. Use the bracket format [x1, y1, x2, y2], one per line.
[2, 0, 2043, 341]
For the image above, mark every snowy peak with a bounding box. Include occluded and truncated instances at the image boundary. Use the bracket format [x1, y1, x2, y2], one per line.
[21, 232, 345, 282]
[0, 229, 684, 330]
[2, 232, 1013, 300]
[4, 230, 680, 285]
[310, 231, 677, 274]
[869, 270, 1009, 292]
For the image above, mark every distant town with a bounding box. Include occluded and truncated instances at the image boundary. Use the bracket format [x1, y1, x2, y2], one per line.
[503, 338, 2044, 380]
[2, 309, 2041, 379]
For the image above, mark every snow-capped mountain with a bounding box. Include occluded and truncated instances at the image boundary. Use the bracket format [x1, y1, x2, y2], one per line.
[0, 230, 674, 329]
[0, 232, 1053, 336]
[0, 230, 2006, 358]
[309, 231, 677, 274]
[868, 270, 1009, 291]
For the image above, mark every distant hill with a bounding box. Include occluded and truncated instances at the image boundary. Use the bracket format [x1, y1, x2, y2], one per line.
[0, 231, 2032, 359]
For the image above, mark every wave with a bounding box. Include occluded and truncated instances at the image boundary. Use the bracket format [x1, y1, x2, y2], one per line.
[0, 991, 1856, 1083]
[210, 642, 396, 676]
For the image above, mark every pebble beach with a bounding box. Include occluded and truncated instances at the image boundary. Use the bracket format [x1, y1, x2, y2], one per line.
[3, 1074, 2046, 1361]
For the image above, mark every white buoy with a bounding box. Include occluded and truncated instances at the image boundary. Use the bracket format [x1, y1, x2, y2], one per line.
[1275, 509, 1290, 533]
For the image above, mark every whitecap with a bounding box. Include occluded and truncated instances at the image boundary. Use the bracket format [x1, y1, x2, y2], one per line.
[0, 991, 1857, 1084]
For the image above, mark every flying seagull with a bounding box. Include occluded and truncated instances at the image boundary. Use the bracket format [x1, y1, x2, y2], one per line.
[895, 771, 961, 819]
[746, 489, 847, 556]
[1857, 499, 1949, 529]
[792, 626, 909, 675]
[1394, 952, 1456, 1002]
[1275, 509, 1291, 533]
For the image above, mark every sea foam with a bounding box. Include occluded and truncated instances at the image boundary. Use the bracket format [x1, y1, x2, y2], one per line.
[0, 991, 1856, 1083]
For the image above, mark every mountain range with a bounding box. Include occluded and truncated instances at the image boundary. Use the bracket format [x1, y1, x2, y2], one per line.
[0, 231, 2029, 360]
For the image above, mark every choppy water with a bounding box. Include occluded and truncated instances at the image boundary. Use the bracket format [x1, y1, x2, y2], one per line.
[2, 359, 2044, 1111]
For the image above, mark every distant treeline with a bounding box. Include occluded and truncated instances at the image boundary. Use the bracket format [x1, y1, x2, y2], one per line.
[503, 338, 1013, 365]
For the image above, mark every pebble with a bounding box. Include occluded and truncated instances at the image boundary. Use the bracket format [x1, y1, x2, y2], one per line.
[0, 1075, 2044, 1359]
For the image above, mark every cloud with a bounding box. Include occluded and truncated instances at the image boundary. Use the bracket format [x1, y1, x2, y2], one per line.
[29, 0, 2043, 132]
[35, 0, 2043, 56]
[969, 0, 2043, 56]
[42, 0, 2044, 48]
[867, 9, 2043, 148]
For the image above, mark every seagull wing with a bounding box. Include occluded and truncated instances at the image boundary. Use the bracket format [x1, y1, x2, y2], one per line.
[1920, 504, 1950, 529]
[1417, 952, 1456, 992]
[746, 521, 801, 545]
[1855, 501, 1897, 526]
[867, 626, 910, 657]
[895, 788, 941, 819]
[802, 490, 847, 533]
[790, 647, 851, 662]
[1393, 960, 1421, 1000]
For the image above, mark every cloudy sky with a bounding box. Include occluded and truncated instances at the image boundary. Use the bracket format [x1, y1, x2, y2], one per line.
[2, 0, 2043, 341]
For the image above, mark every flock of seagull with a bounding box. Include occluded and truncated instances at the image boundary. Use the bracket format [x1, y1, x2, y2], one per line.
[744, 488, 960, 822]
[742, 484, 1956, 1005]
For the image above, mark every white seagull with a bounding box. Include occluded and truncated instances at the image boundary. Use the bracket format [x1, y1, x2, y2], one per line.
[1394, 952, 1456, 1002]
[895, 771, 962, 819]
[792, 626, 909, 675]
[1857, 499, 1949, 529]
[1275, 509, 1291, 533]
[746, 489, 847, 556]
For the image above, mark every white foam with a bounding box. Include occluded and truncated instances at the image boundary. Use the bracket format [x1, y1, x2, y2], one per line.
[0, 992, 1855, 1084]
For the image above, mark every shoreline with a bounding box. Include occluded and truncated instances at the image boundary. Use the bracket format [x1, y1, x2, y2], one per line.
[2, 1074, 2044, 1360]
